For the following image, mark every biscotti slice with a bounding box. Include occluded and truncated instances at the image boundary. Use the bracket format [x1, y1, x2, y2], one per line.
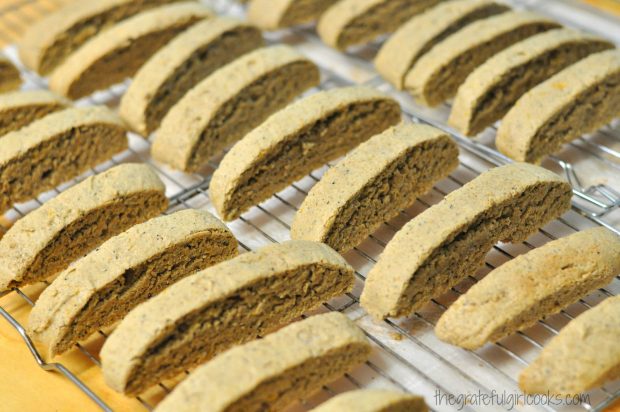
[435, 227, 620, 349]
[209, 86, 401, 221]
[360, 163, 572, 319]
[404, 11, 559, 106]
[49, 2, 212, 99]
[120, 18, 263, 135]
[28, 209, 238, 357]
[375, 0, 509, 89]
[291, 123, 458, 253]
[450, 29, 614, 136]
[520, 295, 620, 395]
[101, 240, 354, 395]
[248, 0, 337, 30]
[0, 90, 70, 137]
[18, 0, 184, 75]
[312, 390, 428, 412]
[0, 55, 21, 93]
[0, 106, 129, 213]
[496, 49, 620, 163]
[154, 312, 371, 412]
[318, 0, 442, 50]
[0, 163, 167, 291]
[151, 45, 319, 171]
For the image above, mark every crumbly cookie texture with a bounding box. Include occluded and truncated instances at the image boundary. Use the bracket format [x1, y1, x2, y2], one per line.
[152, 45, 319, 172]
[101, 240, 354, 395]
[18, 0, 185, 75]
[404, 11, 559, 106]
[291, 122, 458, 253]
[318, 0, 442, 50]
[120, 17, 263, 135]
[360, 163, 572, 320]
[0, 54, 21, 92]
[450, 28, 613, 136]
[520, 294, 620, 395]
[0, 163, 167, 291]
[49, 2, 212, 99]
[496, 49, 620, 163]
[375, 0, 509, 89]
[0, 90, 70, 137]
[248, 0, 337, 30]
[436, 227, 620, 349]
[0, 106, 128, 213]
[28, 209, 237, 357]
[209, 86, 401, 221]
[311, 389, 428, 412]
[154, 312, 371, 412]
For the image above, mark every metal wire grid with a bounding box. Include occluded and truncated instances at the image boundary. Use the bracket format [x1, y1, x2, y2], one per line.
[0, 1, 619, 411]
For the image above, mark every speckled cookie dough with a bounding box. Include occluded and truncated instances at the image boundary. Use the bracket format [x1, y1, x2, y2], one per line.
[49, 2, 212, 99]
[436, 227, 620, 349]
[0, 163, 167, 291]
[520, 294, 620, 395]
[0, 90, 70, 137]
[28, 209, 237, 357]
[120, 17, 263, 135]
[375, 0, 509, 89]
[0, 106, 128, 213]
[154, 312, 371, 412]
[404, 11, 559, 106]
[248, 0, 337, 30]
[311, 389, 428, 412]
[101, 240, 354, 395]
[291, 122, 458, 253]
[496, 49, 620, 163]
[151, 45, 319, 172]
[209, 86, 401, 221]
[360, 163, 572, 320]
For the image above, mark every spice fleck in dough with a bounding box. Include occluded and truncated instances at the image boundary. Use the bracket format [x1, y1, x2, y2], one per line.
[154, 312, 371, 412]
[0, 164, 168, 291]
[151, 45, 319, 172]
[0, 90, 70, 137]
[102, 241, 354, 395]
[49, 2, 212, 99]
[28, 209, 237, 357]
[360, 163, 572, 319]
[209, 86, 401, 221]
[520, 294, 620, 395]
[436, 228, 620, 349]
[291, 122, 458, 253]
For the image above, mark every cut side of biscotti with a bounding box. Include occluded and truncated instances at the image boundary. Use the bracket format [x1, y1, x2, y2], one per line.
[318, 0, 442, 50]
[291, 122, 458, 253]
[450, 29, 613, 136]
[435, 227, 620, 349]
[101, 240, 354, 395]
[520, 294, 620, 395]
[496, 49, 620, 163]
[0, 106, 128, 213]
[0, 90, 70, 137]
[248, 0, 337, 29]
[18, 0, 184, 75]
[120, 17, 263, 135]
[360, 163, 572, 320]
[209, 86, 401, 221]
[375, 0, 510, 89]
[49, 2, 212, 99]
[28, 209, 237, 357]
[0, 163, 168, 291]
[154, 312, 371, 412]
[0, 55, 21, 93]
[152, 45, 319, 171]
[311, 389, 428, 412]
[404, 11, 560, 106]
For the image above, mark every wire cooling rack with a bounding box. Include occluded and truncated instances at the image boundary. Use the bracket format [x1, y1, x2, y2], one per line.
[1, 1, 619, 411]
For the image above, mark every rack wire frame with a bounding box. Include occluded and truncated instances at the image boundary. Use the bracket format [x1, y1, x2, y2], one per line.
[0, 0, 619, 411]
